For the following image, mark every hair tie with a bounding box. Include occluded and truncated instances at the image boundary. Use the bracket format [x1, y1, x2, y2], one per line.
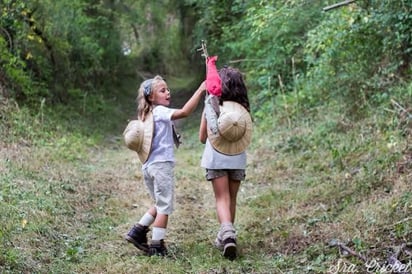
[143, 79, 153, 97]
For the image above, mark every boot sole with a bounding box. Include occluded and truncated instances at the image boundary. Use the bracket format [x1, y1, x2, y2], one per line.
[125, 235, 149, 253]
[223, 243, 237, 261]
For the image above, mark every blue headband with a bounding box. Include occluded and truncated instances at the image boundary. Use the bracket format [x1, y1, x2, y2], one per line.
[143, 79, 153, 97]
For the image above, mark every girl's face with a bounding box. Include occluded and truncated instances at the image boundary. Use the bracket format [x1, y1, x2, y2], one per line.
[149, 81, 171, 106]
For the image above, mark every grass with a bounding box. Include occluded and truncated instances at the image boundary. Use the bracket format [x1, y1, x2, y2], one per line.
[1, 88, 411, 273]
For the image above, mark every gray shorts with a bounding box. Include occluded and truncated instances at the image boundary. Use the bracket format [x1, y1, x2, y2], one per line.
[205, 169, 245, 181]
[143, 162, 175, 215]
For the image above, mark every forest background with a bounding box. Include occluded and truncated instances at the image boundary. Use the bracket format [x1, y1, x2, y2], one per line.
[1, 0, 411, 273]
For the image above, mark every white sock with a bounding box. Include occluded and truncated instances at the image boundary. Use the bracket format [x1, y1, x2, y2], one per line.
[138, 213, 155, 227]
[152, 227, 166, 241]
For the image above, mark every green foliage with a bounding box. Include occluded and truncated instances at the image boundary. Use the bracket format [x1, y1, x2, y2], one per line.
[0, 1, 46, 101]
[187, 0, 412, 122]
[2, 0, 412, 121]
[304, 0, 412, 112]
[1, 0, 203, 108]
[31, 0, 127, 100]
[0, 38, 35, 97]
[1, 1, 412, 272]
[0, 0, 49, 98]
[370, 0, 412, 75]
[1, 67, 412, 274]
[188, 0, 329, 123]
[0, 0, 130, 104]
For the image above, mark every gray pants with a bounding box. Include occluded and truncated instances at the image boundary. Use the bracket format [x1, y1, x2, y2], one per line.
[143, 162, 175, 215]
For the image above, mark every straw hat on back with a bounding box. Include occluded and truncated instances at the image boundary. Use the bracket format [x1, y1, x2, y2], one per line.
[123, 112, 154, 164]
[208, 101, 252, 155]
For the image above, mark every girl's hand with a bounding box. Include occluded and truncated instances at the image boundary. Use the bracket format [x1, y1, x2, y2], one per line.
[199, 81, 207, 93]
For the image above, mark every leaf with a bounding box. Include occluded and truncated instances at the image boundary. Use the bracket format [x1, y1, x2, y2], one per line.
[21, 218, 27, 228]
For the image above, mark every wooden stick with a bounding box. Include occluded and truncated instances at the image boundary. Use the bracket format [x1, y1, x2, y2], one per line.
[338, 242, 367, 262]
[197, 40, 209, 75]
[329, 239, 367, 262]
[197, 40, 208, 60]
[391, 98, 412, 119]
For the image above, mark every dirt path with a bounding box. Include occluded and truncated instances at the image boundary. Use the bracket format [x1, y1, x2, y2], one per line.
[100, 139, 219, 252]
[1, 118, 282, 273]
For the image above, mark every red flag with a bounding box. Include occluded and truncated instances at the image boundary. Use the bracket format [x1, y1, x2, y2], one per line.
[206, 56, 222, 96]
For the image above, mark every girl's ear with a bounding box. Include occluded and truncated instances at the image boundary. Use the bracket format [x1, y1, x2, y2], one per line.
[148, 92, 155, 103]
[147, 89, 155, 103]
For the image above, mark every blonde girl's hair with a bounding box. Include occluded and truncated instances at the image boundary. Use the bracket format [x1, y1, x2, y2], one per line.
[136, 75, 165, 120]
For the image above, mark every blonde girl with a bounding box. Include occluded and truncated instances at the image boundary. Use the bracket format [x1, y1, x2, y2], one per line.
[126, 75, 206, 256]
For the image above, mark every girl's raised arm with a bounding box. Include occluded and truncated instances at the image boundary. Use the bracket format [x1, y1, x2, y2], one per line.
[172, 81, 206, 120]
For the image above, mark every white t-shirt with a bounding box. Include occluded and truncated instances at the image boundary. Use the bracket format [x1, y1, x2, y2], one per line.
[201, 139, 247, 170]
[143, 105, 176, 169]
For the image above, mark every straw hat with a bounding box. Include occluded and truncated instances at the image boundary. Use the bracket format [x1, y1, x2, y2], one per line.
[123, 112, 154, 164]
[208, 101, 252, 155]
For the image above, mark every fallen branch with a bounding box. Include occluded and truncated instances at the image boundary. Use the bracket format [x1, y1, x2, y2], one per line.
[323, 0, 356, 12]
[329, 239, 367, 262]
[391, 98, 412, 119]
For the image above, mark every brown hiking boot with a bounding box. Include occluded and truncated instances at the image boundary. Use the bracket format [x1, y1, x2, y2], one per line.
[125, 224, 149, 252]
[148, 239, 168, 257]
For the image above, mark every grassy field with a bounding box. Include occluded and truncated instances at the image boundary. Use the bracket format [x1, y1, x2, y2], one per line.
[1, 91, 411, 273]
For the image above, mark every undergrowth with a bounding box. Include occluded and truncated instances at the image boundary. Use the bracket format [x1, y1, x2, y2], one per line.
[1, 84, 411, 273]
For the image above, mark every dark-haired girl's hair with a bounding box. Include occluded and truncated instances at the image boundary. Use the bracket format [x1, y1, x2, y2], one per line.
[219, 67, 250, 112]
